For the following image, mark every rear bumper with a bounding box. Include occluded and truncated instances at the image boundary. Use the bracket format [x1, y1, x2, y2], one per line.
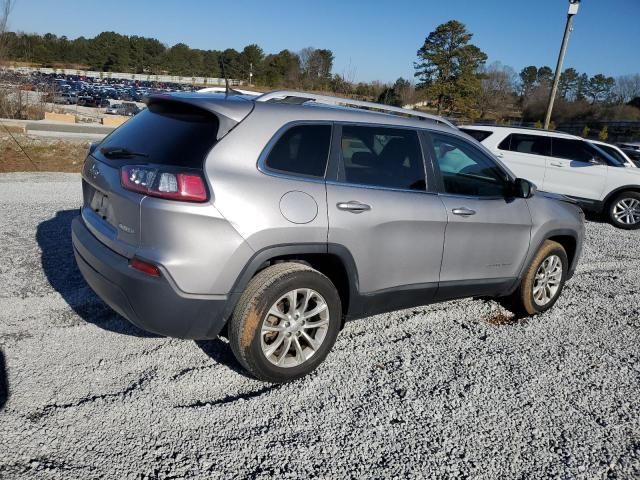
[71, 215, 227, 339]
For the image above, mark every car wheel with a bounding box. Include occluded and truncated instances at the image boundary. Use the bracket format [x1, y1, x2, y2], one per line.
[506, 240, 568, 316]
[608, 191, 640, 230]
[228, 262, 342, 383]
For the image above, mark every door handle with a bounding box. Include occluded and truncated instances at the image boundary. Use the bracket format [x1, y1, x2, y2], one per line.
[452, 207, 476, 217]
[550, 162, 565, 167]
[337, 201, 371, 213]
[495, 152, 504, 158]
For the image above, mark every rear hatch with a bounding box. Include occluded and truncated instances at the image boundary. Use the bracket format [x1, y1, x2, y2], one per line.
[81, 94, 253, 257]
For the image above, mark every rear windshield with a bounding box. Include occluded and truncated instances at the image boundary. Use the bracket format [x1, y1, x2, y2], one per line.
[95, 101, 219, 167]
[460, 128, 493, 142]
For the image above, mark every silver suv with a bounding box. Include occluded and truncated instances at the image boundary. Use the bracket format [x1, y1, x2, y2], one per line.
[72, 91, 585, 382]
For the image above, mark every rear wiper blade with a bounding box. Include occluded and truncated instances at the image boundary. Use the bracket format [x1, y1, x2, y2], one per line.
[100, 147, 149, 158]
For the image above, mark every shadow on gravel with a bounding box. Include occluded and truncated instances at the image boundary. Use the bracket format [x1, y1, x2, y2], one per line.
[0, 349, 8, 411]
[195, 339, 254, 379]
[36, 209, 157, 338]
[584, 211, 607, 224]
[175, 384, 281, 409]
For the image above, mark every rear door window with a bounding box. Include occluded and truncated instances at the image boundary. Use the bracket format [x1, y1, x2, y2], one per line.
[551, 138, 596, 163]
[96, 101, 219, 168]
[498, 133, 551, 156]
[339, 125, 426, 191]
[265, 124, 331, 178]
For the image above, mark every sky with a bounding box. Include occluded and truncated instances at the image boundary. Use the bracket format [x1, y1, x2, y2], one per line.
[6, 0, 640, 82]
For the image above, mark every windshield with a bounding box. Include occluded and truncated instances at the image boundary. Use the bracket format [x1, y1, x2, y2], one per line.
[597, 144, 629, 165]
[590, 143, 625, 167]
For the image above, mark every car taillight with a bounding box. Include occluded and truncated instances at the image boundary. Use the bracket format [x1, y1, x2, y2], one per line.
[120, 165, 208, 202]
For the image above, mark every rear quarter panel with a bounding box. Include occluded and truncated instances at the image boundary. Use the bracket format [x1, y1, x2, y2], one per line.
[204, 105, 330, 253]
[137, 198, 254, 295]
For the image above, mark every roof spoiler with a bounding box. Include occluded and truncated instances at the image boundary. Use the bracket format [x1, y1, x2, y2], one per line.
[144, 93, 255, 140]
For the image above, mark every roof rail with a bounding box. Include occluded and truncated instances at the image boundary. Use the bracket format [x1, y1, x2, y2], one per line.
[255, 90, 455, 128]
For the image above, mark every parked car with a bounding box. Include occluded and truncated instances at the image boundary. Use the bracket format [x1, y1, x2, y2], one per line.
[77, 96, 100, 107]
[105, 102, 140, 116]
[105, 103, 121, 115]
[461, 126, 640, 229]
[617, 142, 640, 152]
[117, 102, 141, 116]
[72, 91, 585, 382]
[52, 92, 77, 104]
[198, 87, 262, 96]
[589, 140, 637, 168]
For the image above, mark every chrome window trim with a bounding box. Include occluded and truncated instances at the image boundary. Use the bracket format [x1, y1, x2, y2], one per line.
[436, 192, 509, 201]
[325, 179, 439, 196]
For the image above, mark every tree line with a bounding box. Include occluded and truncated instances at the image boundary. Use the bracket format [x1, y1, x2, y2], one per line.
[407, 20, 640, 123]
[1, 31, 336, 89]
[2, 24, 640, 124]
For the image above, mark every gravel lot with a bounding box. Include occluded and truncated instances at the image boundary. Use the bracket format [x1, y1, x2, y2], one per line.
[1, 172, 639, 479]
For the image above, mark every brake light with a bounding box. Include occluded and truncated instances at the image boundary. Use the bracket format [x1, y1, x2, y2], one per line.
[120, 165, 208, 202]
[129, 258, 161, 277]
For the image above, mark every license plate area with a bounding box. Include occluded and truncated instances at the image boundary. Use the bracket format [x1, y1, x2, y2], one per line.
[89, 188, 113, 225]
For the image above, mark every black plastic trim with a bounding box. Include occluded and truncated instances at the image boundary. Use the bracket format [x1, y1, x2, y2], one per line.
[564, 195, 603, 212]
[224, 243, 521, 323]
[348, 282, 439, 319]
[600, 185, 640, 211]
[435, 278, 517, 302]
[522, 228, 583, 281]
[72, 216, 227, 339]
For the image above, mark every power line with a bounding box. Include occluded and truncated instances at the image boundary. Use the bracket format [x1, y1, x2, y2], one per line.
[0, 116, 39, 171]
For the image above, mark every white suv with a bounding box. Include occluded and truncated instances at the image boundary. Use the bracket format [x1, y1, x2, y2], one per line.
[461, 126, 640, 229]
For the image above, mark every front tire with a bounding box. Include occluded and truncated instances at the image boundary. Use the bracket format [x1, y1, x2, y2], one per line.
[228, 263, 342, 383]
[608, 191, 640, 230]
[505, 240, 568, 316]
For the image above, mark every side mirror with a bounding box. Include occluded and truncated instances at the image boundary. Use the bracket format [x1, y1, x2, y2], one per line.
[513, 178, 537, 199]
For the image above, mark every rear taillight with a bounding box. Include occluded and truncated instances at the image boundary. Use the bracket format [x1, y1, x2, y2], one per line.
[120, 165, 208, 202]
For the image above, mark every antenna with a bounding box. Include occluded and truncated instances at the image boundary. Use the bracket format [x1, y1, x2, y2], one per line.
[220, 54, 230, 95]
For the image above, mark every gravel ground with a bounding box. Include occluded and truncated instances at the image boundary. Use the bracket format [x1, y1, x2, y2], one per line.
[0, 172, 639, 479]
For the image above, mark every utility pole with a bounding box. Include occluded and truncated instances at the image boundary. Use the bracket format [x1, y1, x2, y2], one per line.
[544, 0, 581, 129]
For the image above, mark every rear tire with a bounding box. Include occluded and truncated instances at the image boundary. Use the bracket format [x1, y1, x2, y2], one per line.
[607, 191, 640, 230]
[228, 263, 342, 383]
[504, 240, 568, 316]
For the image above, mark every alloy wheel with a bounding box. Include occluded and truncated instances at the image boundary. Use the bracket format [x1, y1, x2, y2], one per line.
[613, 198, 640, 225]
[260, 288, 330, 368]
[533, 254, 563, 307]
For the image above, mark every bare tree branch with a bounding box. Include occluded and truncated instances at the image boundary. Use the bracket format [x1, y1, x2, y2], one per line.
[0, 0, 16, 61]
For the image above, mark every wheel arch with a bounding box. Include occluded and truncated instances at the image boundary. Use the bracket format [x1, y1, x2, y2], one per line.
[519, 228, 582, 285]
[222, 243, 359, 325]
[602, 185, 640, 211]
[546, 234, 577, 273]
